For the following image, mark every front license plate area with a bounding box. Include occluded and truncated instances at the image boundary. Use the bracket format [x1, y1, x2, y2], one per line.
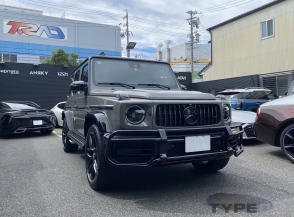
[185, 135, 210, 153]
[33, 120, 43, 125]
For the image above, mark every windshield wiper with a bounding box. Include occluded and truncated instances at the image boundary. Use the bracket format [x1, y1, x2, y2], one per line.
[137, 83, 170, 90]
[98, 82, 135, 89]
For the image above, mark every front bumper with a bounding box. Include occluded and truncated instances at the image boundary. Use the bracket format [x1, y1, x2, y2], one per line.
[103, 124, 244, 168]
[242, 124, 256, 139]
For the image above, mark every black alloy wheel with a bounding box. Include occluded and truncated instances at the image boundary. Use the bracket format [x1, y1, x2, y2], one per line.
[280, 124, 294, 163]
[86, 130, 98, 183]
[85, 124, 120, 190]
[62, 121, 78, 153]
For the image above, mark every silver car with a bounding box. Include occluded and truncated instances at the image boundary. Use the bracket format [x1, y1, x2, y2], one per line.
[232, 109, 256, 139]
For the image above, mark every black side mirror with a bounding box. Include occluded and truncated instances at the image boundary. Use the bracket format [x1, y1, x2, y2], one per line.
[180, 85, 187, 90]
[70, 81, 88, 95]
[285, 91, 288, 96]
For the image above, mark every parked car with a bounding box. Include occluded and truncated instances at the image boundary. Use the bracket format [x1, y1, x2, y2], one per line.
[232, 109, 256, 140]
[51, 101, 66, 127]
[217, 95, 256, 139]
[254, 95, 294, 163]
[62, 56, 244, 191]
[0, 101, 55, 137]
[285, 80, 294, 96]
[218, 87, 278, 112]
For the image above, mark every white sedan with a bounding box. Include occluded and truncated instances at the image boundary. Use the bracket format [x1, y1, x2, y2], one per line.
[232, 110, 256, 139]
[50, 102, 66, 127]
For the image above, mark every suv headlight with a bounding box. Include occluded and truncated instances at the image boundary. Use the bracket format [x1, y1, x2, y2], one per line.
[223, 104, 231, 123]
[125, 105, 146, 124]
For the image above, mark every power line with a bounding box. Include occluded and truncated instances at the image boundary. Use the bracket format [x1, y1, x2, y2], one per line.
[201, 0, 254, 13]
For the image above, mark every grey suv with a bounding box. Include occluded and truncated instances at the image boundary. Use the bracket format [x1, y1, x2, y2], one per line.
[62, 56, 244, 190]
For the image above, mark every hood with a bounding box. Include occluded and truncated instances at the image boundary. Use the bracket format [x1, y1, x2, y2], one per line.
[91, 89, 216, 100]
[232, 110, 256, 124]
[261, 95, 294, 107]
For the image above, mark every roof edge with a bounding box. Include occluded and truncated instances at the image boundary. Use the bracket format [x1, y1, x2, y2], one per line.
[207, 0, 285, 31]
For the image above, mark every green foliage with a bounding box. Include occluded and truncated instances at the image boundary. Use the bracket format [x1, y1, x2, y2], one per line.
[42, 48, 81, 66]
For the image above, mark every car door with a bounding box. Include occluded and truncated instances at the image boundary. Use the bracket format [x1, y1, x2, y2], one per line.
[75, 64, 89, 135]
[67, 69, 81, 132]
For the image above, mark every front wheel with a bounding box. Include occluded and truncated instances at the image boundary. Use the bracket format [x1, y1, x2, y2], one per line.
[85, 124, 120, 191]
[192, 158, 230, 172]
[280, 124, 294, 163]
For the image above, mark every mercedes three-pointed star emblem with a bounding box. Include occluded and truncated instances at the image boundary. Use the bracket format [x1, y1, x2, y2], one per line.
[183, 106, 198, 125]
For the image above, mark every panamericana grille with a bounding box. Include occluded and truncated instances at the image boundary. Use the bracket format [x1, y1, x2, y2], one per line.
[244, 125, 256, 138]
[156, 104, 221, 127]
[166, 139, 223, 157]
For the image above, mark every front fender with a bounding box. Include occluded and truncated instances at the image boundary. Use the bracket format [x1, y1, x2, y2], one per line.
[62, 110, 74, 131]
[85, 112, 112, 134]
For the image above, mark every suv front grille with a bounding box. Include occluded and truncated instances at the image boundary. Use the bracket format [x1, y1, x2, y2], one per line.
[156, 104, 221, 127]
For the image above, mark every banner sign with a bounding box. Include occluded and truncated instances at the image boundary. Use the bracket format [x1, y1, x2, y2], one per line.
[3, 20, 68, 40]
[0, 62, 75, 109]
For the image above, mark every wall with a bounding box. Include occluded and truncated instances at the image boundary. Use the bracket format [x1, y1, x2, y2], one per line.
[204, 0, 294, 81]
[0, 9, 121, 61]
[0, 62, 75, 109]
[193, 75, 260, 95]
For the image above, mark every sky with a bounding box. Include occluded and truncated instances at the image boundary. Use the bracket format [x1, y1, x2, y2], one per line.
[4, 0, 276, 58]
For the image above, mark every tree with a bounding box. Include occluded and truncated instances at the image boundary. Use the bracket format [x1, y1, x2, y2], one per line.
[42, 48, 82, 66]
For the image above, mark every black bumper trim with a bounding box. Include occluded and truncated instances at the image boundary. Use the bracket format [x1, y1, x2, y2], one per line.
[104, 125, 244, 168]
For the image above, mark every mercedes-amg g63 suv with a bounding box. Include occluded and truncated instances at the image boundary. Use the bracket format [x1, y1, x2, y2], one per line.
[62, 56, 243, 190]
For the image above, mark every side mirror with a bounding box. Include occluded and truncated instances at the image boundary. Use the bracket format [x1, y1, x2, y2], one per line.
[70, 81, 88, 95]
[180, 85, 187, 90]
[285, 91, 288, 96]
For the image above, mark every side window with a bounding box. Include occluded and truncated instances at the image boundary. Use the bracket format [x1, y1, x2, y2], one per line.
[261, 19, 274, 39]
[57, 103, 65, 110]
[74, 70, 81, 81]
[81, 65, 88, 82]
[70, 72, 75, 82]
[70, 69, 81, 96]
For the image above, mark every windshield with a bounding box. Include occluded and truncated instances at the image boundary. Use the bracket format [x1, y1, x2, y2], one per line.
[5, 103, 38, 110]
[92, 58, 179, 89]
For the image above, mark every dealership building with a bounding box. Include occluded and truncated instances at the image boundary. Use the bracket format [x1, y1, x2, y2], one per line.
[0, 5, 121, 64]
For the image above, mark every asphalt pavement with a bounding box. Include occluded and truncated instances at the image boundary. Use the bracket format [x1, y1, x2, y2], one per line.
[1, 129, 294, 217]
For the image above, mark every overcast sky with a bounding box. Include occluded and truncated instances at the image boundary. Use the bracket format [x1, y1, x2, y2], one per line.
[6, 0, 276, 57]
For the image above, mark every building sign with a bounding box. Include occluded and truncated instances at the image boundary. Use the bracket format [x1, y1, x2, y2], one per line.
[0, 69, 19, 74]
[3, 20, 67, 40]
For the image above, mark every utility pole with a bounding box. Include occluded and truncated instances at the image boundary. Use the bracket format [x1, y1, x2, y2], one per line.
[124, 10, 130, 58]
[186, 10, 201, 74]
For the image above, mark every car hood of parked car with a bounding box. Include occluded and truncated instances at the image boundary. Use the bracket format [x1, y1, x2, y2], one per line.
[231, 110, 256, 124]
[261, 94, 294, 107]
[91, 89, 216, 100]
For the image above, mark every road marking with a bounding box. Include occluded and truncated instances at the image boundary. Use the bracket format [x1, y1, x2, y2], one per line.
[53, 131, 62, 138]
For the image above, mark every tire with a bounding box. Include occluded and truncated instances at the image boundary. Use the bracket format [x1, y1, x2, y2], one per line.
[62, 120, 78, 153]
[85, 124, 120, 191]
[246, 106, 258, 113]
[40, 129, 53, 134]
[280, 124, 294, 163]
[192, 158, 230, 172]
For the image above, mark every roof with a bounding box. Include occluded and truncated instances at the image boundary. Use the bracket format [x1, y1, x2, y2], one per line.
[219, 87, 271, 93]
[207, 0, 285, 31]
[198, 62, 212, 77]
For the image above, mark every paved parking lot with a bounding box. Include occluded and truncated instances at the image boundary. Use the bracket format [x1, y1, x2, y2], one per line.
[1, 130, 294, 216]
